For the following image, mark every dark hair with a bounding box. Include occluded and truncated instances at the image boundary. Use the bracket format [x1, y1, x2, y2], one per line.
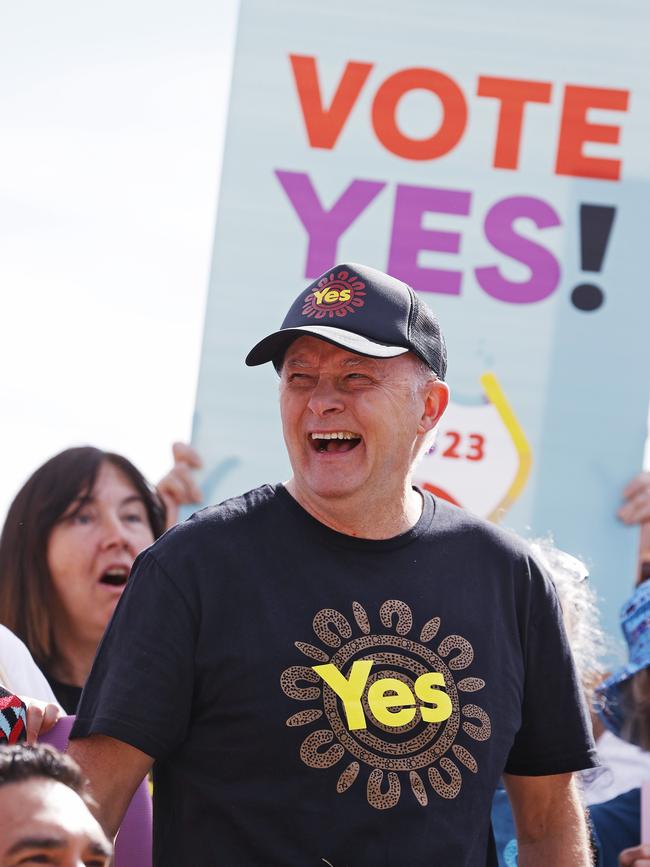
[0, 743, 89, 800]
[0, 446, 166, 669]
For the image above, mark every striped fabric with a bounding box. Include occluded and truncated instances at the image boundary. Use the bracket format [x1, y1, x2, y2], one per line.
[0, 686, 27, 743]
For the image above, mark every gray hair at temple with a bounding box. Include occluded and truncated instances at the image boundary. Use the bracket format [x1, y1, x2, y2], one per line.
[530, 538, 606, 696]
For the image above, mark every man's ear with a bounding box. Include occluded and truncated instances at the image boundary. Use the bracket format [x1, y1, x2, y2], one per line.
[418, 380, 449, 434]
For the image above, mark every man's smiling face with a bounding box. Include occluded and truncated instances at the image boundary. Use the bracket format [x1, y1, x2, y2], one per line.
[279, 336, 446, 506]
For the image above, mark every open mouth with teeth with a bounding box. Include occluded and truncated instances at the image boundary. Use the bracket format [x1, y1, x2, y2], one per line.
[310, 431, 362, 454]
[99, 568, 130, 587]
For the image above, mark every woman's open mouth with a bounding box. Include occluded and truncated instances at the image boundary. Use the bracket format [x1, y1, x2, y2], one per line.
[98, 566, 130, 587]
[309, 431, 362, 454]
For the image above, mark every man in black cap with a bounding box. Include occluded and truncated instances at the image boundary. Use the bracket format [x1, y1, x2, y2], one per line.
[69, 264, 596, 865]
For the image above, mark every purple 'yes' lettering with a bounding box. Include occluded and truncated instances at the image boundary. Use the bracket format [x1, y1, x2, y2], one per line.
[476, 196, 562, 303]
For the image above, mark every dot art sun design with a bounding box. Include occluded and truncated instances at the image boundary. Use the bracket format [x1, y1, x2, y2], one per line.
[280, 600, 491, 810]
[301, 269, 366, 319]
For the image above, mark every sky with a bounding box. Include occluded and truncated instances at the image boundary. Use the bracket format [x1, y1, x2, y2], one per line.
[0, 0, 239, 521]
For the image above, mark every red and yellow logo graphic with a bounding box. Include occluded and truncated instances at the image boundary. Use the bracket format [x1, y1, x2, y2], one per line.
[302, 269, 366, 319]
[280, 600, 490, 810]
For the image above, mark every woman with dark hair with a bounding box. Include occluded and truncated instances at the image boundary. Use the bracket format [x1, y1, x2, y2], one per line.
[0, 443, 201, 713]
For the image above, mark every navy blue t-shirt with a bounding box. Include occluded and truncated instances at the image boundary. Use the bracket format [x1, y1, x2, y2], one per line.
[590, 788, 640, 867]
[72, 485, 597, 866]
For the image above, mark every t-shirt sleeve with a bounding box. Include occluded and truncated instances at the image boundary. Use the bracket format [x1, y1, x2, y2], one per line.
[70, 549, 197, 760]
[503, 555, 598, 776]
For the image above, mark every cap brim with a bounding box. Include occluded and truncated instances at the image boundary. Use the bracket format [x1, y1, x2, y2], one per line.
[245, 325, 409, 367]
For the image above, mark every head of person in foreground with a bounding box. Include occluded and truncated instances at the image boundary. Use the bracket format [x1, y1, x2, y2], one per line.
[0, 742, 112, 867]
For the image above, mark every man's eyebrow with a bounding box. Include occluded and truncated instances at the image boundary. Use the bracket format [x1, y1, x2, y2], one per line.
[285, 356, 377, 368]
[89, 840, 113, 857]
[341, 357, 374, 367]
[341, 356, 384, 374]
[6, 836, 113, 858]
[6, 836, 66, 854]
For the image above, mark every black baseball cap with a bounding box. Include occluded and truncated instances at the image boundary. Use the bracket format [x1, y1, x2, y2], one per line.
[245, 263, 447, 379]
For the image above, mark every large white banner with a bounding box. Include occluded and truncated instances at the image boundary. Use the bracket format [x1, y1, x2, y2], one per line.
[192, 0, 650, 643]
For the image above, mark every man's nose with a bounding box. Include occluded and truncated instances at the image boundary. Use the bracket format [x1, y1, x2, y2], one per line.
[307, 376, 345, 416]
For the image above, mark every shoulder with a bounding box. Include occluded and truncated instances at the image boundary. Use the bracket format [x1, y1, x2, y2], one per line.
[173, 482, 280, 535]
[428, 495, 532, 560]
[425, 495, 554, 598]
[142, 483, 283, 564]
[107, 486, 285, 614]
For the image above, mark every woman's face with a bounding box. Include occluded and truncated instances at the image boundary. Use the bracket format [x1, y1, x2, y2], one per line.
[46, 461, 155, 648]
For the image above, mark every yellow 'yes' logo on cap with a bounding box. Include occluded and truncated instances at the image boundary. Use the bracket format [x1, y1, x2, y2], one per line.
[301, 269, 366, 320]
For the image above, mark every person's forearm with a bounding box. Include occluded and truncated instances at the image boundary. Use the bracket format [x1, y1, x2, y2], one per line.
[67, 734, 153, 837]
[506, 771, 594, 867]
[517, 812, 592, 867]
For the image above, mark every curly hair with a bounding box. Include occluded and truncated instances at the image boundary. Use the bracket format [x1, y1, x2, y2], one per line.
[529, 537, 607, 697]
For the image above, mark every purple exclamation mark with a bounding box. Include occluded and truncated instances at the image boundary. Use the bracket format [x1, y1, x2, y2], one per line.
[571, 204, 616, 311]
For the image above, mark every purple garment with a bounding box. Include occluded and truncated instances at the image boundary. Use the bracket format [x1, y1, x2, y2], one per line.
[39, 715, 152, 867]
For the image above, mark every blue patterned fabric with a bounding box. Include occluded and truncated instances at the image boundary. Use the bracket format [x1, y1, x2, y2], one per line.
[491, 783, 518, 867]
[595, 581, 650, 740]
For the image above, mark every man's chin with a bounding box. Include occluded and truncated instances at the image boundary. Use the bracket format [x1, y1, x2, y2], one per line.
[295, 470, 366, 502]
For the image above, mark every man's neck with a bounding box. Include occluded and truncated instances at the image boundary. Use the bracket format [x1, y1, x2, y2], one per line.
[284, 479, 423, 539]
